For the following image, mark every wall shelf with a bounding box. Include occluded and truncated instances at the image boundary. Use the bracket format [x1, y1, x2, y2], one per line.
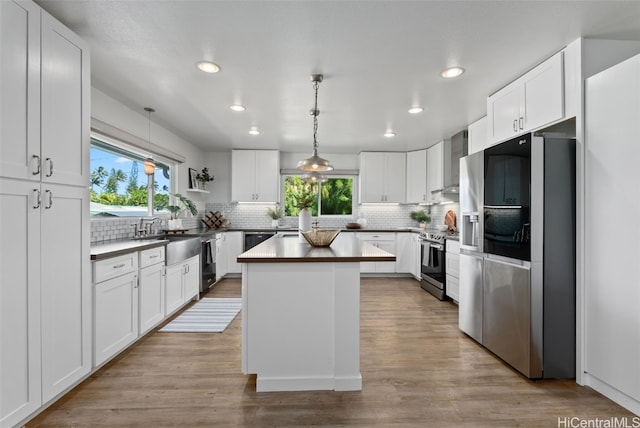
[186, 188, 209, 194]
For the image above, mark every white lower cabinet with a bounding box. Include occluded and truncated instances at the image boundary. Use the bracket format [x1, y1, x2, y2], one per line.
[358, 233, 396, 273]
[445, 240, 460, 301]
[94, 270, 139, 367]
[395, 233, 416, 274]
[165, 255, 199, 315]
[139, 247, 166, 335]
[216, 231, 244, 278]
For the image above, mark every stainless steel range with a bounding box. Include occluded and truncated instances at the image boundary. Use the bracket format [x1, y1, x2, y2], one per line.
[419, 231, 447, 300]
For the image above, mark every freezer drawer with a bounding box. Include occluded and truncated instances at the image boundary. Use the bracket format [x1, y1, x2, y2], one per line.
[459, 253, 483, 344]
[483, 257, 537, 378]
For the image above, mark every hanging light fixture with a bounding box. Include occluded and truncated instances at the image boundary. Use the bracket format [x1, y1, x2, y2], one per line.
[297, 74, 333, 173]
[303, 171, 327, 183]
[143, 107, 155, 175]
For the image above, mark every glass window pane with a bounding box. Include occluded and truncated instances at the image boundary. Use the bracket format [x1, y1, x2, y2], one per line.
[90, 138, 171, 217]
[320, 178, 353, 216]
[283, 176, 318, 216]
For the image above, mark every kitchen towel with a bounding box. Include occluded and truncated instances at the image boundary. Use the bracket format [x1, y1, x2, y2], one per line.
[159, 297, 241, 333]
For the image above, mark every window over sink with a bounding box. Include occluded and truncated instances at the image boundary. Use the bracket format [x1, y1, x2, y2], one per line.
[282, 175, 354, 217]
[90, 136, 174, 217]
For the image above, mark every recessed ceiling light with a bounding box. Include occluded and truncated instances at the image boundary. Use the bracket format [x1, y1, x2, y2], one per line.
[384, 131, 396, 138]
[248, 127, 260, 135]
[408, 107, 424, 114]
[441, 66, 465, 78]
[196, 61, 220, 74]
[230, 104, 246, 112]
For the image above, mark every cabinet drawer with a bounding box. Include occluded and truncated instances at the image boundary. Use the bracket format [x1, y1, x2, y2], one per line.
[446, 274, 460, 302]
[357, 232, 395, 241]
[446, 240, 460, 254]
[446, 253, 460, 278]
[94, 252, 138, 283]
[140, 246, 165, 268]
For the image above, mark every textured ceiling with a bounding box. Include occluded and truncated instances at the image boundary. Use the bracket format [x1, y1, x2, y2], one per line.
[37, 1, 640, 154]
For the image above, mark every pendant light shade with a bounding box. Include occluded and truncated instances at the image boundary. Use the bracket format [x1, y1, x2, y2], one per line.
[297, 74, 333, 173]
[144, 107, 156, 176]
[302, 170, 327, 183]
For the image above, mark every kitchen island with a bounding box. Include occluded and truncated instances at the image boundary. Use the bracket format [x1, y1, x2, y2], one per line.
[237, 233, 395, 392]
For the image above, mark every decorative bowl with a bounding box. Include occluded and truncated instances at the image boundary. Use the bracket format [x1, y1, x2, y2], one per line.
[346, 222, 361, 229]
[301, 229, 341, 247]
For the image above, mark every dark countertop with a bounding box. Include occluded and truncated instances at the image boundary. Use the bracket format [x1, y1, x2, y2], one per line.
[90, 239, 168, 261]
[191, 226, 423, 234]
[237, 234, 396, 263]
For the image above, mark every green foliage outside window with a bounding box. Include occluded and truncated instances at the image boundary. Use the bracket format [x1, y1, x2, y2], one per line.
[283, 176, 353, 217]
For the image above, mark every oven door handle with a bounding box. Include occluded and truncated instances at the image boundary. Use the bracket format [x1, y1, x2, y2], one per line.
[430, 243, 443, 251]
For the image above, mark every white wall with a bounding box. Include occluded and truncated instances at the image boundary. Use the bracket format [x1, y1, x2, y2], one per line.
[91, 88, 206, 200]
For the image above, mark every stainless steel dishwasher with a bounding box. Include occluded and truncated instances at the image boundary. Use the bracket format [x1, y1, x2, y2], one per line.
[243, 231, 275, 251]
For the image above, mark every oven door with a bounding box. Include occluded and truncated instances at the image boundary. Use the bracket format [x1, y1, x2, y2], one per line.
[420, 240, 445, 289]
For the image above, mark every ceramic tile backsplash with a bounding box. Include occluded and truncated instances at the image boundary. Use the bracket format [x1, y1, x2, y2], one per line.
[90, 202, 461, 243]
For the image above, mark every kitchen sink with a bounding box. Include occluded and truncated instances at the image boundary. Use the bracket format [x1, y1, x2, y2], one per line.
[154, 234, 201, 265]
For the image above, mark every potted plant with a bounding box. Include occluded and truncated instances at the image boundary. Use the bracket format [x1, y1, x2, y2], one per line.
[166, 193, 198, 229]
[196, 167, 214, 190]
[267, 206, 284, 227]
[291, 183, 317, 233]
[410, 210, 431, 229]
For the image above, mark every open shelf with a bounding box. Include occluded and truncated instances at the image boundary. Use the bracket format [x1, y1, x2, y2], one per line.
[186, 188, 209, 194]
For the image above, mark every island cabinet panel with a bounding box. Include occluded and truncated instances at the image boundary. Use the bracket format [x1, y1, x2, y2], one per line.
[231, 150, 280, 202]
[243, 262, 361, 392]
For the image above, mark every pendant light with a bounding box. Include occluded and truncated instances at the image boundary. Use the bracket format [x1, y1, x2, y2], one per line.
[297, 74, 333, 174]
[303, 171, 327, 183]
[143, 107, 155, 175]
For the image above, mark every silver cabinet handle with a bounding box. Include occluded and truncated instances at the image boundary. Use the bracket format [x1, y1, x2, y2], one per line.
[44, 189, 53, 209]
[32, 155, 41, 175]
[150, 254, 159, 259]
[513, 119, 518, 132]
[45, 158, 53, 177]
[519, 116, 524, 130]
[113, 263, 126, 269]
[32, 189, 41, 209]
[133, 274, 138, 289]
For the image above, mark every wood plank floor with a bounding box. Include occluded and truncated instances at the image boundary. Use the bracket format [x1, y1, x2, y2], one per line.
[29, 277, 632, 427]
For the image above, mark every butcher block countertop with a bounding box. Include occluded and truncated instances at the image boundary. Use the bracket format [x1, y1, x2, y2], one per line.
[237, 233, 396, 263]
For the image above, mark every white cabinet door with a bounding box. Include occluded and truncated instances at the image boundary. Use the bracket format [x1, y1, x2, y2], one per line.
[94, 271, 138, 367]
[231, 150, 280, 202]
[359, 152, 385, 202]
[413, 234, 422, 280]
[0, 178, 42, 427]
[384, 152, 406, 203]
[40, 183, 90, 402]
[406, 150, 427, 203]
[394, 233, 415, 274]
[225, 231, 244, 274]
[39, 11, 90, 188]
[445, 274, 460, 302]
[468, 116, 487, 155]
[183, 256, 200, 302]
[165, 263, 184, 315]
[522, 52, 564, 132]
[0, 0, 40, 182]
[358, 233, 396, 273]
[376, 240, 396, 273]
[360, 152, 406, 203]
[216, 233, 228, 279]
[487, 52, 564, 145]
[254, 150, 280, 202]
[139, 262, 165, 335]
[427, 142, 443, 203]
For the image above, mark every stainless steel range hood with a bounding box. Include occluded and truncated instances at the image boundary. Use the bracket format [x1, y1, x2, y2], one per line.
[442, 130, 468, 193]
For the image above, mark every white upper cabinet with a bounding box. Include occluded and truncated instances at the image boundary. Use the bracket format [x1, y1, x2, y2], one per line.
[359, 152, 406, 203]
[0, 5, 89, 187]
[231, 150, 280, 202]
[487, 52, 564, 145]
[467, 116, 487, 155]
[426, 142, 443, 203]
[406, 149, 427, 203]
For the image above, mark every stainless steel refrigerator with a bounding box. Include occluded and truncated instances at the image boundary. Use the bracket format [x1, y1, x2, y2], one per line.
[459, 133, 576, 379]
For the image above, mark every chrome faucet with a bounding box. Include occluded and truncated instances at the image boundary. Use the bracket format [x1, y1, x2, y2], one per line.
[132, 217, 160, 238]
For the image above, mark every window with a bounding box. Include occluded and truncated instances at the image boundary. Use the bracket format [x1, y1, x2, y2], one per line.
[90, 137, 172, 217]
[283, 176, 354, 217]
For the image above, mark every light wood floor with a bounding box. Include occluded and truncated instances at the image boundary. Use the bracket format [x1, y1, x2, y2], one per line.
[29, 277, 632, 427]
